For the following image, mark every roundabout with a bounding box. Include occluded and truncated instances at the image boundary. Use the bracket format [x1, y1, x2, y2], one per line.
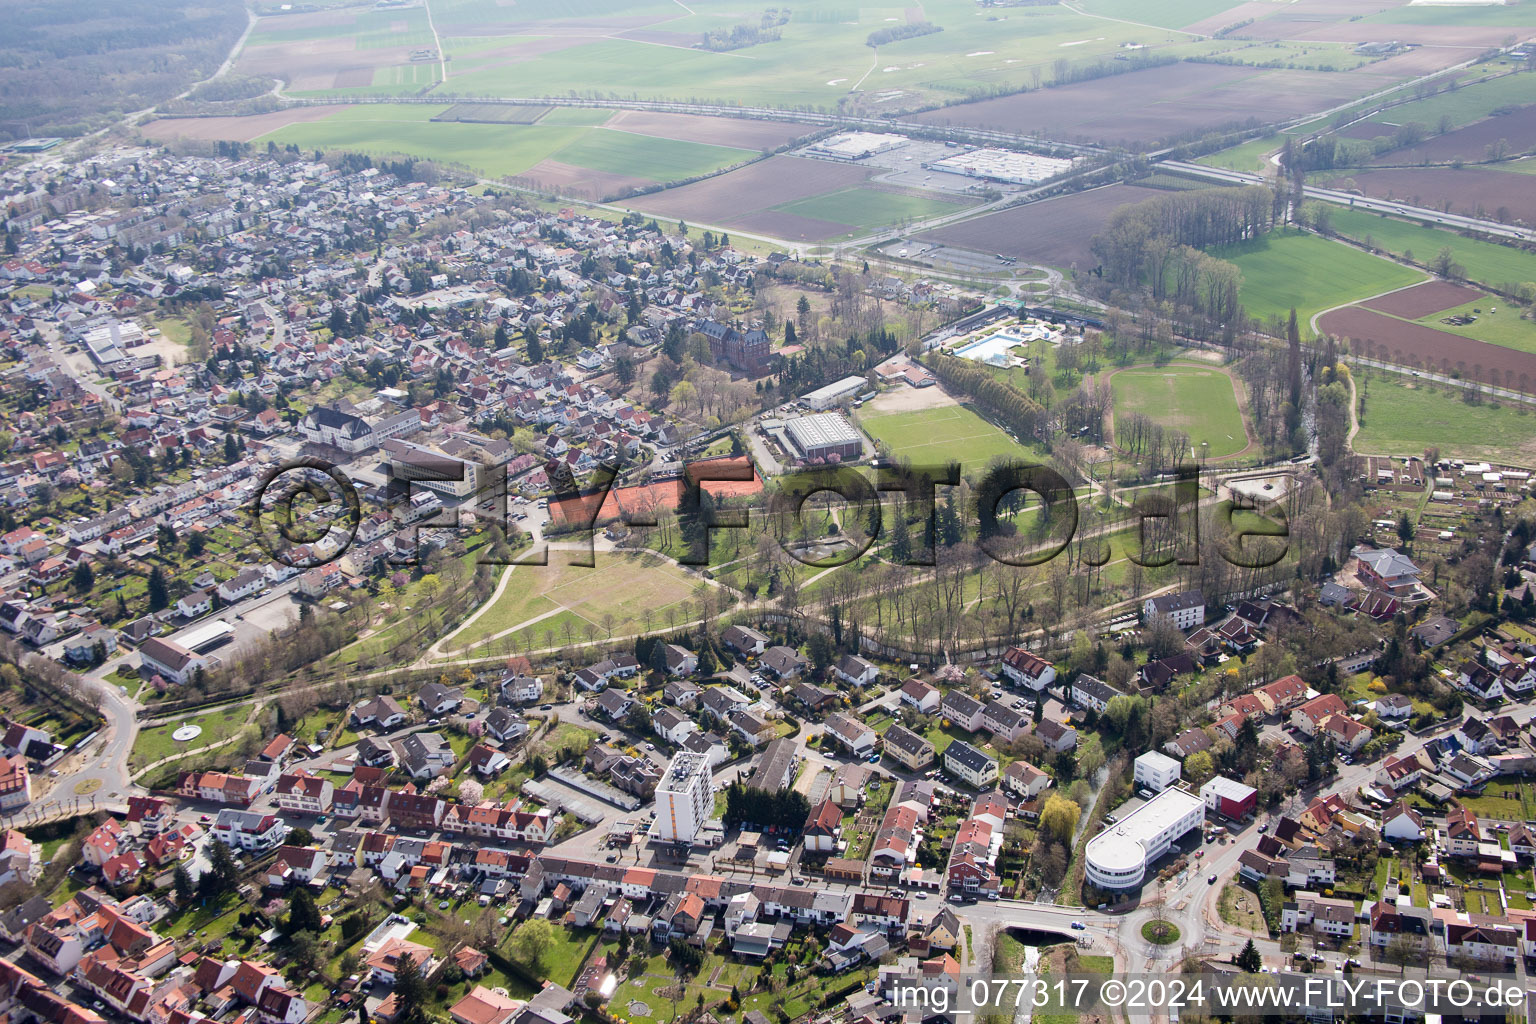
[1142, 920, 1181, 945]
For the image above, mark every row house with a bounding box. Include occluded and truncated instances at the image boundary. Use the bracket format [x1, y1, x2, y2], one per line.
[442, 802, 554, 844]
[1000, 646, 1055, 691]
[176, 770, 261, 807]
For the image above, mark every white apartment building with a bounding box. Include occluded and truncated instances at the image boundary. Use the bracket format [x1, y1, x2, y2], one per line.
[1133, 751, 1181, 793]
[652, 751, 713, 845]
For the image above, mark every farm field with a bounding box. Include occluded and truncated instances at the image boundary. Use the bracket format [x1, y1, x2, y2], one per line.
[1353, 371, 1536, 465]
[1318, 204, 1536, 293]
[538, 129, 759, 183]
[918, 183, 1168, 269]
[771, 187, 974, 234]
[1364, 103, 1536, 165]
[1210, 229, 1423, 334]
[1360, 281, 1483, 320]
[856, 402, 1034, 479]
[1319, 306, 1536, 388]
[185, 104, 763, 191]
[1350, 69, 1536, 133]
[255, 108, 591, 177]
[1074, 0, 1239, 30]
[359, 0, 1164, 109]
[1110, 363, 1249, 459]
[626, 155, 877, 240]
[1410, 299, 1536, 357]
[912, 62, 1398, 148]
[1315, 165, 1536, 225]
[449, 552, 703, 654]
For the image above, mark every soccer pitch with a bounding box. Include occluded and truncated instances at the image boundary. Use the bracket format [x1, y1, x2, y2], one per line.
[857, 403, 1033, 479]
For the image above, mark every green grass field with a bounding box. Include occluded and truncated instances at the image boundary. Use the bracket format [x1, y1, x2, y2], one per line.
[450, 552, 703, 652]
[537, 107, 617, 126]
[1320, 204, 1536, 294]
[1353, 69, 1536, 132]
[1353, 370, 1536, 464]
[256, 106, 752, 182]
[281, 0, 1197, 108]
[1110, 362, 1249, 458]
[248, 7, 431, 46]
[1195, 133, 1284, 173]
[773, 186, 972, 231]
[1073, 0, 1236, 29]
[1412, 298, 1536, 356]
[129, 705, 255, 771]
[548, 129, 754, 181]
[1211, 229, 1424, 335]
[856, 402, 1034, 479]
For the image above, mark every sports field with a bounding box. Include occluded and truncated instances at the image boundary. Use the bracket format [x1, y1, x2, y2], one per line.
[1211, 229, 1423, 335]
[448, 552, 702, 653]
[1110, 363, 1248, 458]
[772, 187, 972, 232]
[1321, 204, 1536, 295]
[856, 403, 1032, 479]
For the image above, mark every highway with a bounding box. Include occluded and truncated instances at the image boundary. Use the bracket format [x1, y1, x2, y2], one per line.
[1161, 160, 1536, 244]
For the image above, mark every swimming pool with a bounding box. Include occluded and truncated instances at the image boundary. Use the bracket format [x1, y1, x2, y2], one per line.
[953, 331, 1029, 365]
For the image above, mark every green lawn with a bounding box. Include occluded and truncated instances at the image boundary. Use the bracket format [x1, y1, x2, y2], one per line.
[1195, 133, 1284, 173]
[1448, 775, 1536, 820]
[129, 705, 255, 771]
[448, 552, 703, 653]
[772, 186, 973, 232]
[1110, 362, 1248, 458]
[1321, 204, 1536, 295]
[549, 129, 755, 182]
[856, 402, 1036, 480]
[1211, 228, 1424, 335]
[1354, 371, 1536, 464]
[504, 922, 597, 987]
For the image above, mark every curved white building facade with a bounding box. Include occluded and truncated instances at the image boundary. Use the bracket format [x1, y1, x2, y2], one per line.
[1084, 787, 1205, 889]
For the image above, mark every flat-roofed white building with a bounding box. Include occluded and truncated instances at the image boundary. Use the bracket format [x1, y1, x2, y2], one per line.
[927, 148, 1074, 185]
[1084, 787, 1204, 890]
[653, 751, 713, 845]
[1132, 751, 1181, 794]
[806, 132, 905, 161]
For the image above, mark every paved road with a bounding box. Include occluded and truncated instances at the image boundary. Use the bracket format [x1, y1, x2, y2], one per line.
[1162, 160, 1536, 243]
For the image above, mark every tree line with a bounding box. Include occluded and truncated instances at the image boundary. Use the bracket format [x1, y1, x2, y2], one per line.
[923, 352, 1048, 442]
[866, 22, 941, 47]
